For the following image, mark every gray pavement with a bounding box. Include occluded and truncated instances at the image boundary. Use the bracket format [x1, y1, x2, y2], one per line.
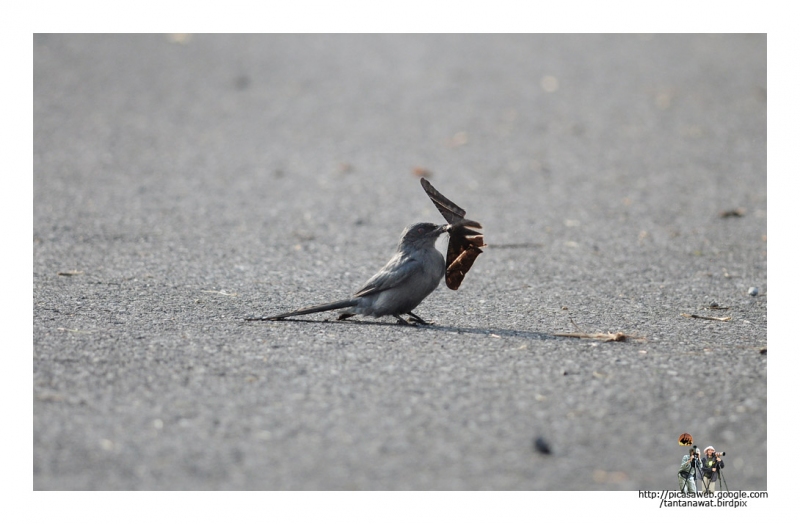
[33, 34, 766, 490]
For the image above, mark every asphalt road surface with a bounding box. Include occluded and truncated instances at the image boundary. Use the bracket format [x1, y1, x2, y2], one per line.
[33, 34, 766, 490]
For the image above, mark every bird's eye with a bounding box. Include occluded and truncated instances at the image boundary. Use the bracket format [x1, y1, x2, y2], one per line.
[418, 228, 424, 233]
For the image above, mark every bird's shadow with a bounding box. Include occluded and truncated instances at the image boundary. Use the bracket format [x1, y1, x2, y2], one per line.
[243, 316, 555, 341]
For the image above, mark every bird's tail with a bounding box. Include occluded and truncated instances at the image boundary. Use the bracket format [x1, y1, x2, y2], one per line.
[248, 299, 359, 321]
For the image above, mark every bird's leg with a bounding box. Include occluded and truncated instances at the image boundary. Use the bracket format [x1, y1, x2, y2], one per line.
[406, 311, 430, 325]
[393, 315, 411, 325]
[337, 313, 355, 321]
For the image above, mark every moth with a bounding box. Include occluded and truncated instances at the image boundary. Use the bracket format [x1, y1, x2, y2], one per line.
[420, 178, 485, 290]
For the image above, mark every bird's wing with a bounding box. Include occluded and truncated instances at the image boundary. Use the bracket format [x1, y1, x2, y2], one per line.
[354, 254, 422, 297]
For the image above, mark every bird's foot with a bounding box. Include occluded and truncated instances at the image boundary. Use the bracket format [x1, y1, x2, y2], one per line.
[406, 312, 432, 325]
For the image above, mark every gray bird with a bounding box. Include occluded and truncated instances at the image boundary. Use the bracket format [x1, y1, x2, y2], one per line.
[251, 222, 451, 324]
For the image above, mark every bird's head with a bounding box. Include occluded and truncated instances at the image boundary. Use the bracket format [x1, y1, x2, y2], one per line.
[399, 222, 450, 246]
